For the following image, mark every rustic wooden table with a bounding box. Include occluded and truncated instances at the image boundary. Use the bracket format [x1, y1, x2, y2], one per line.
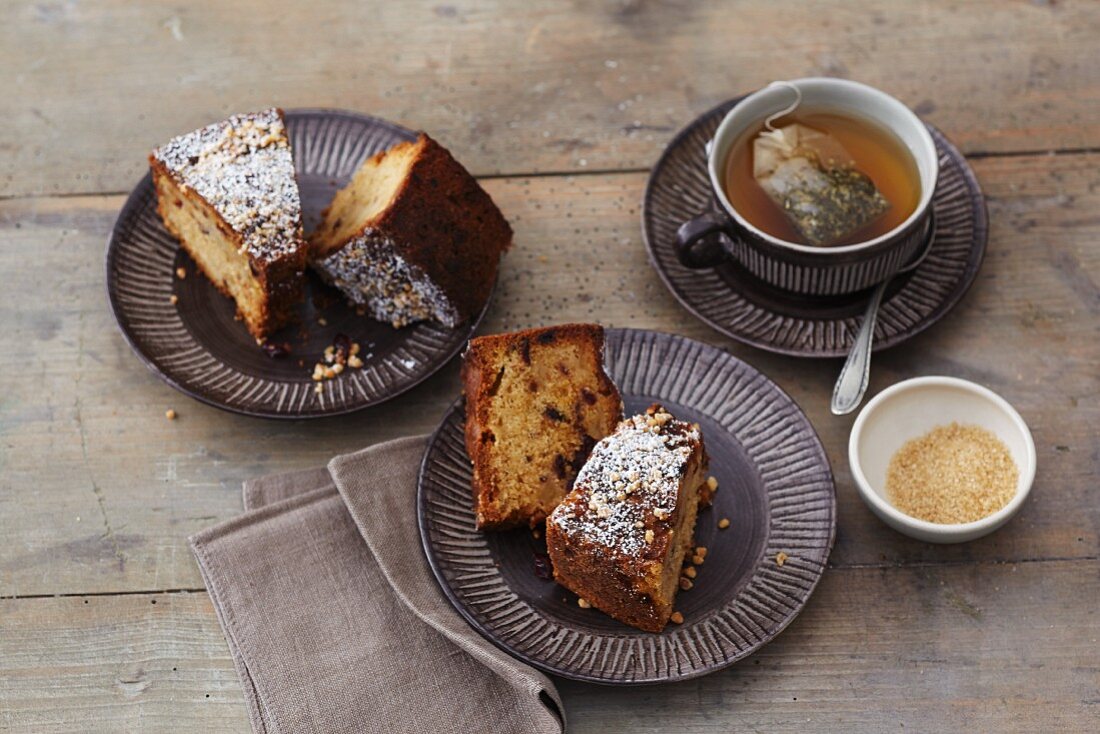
[2, 1, 1098, 731]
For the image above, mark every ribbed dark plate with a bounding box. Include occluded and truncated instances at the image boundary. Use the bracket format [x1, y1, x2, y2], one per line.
[106, 109, 490, 419]
[644, 97, 988, 358]
[418, 328, 836, 684]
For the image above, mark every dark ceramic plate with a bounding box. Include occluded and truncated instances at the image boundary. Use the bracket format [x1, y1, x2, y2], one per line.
[106, 109, 490, 419]
[418, 328, 836, 684]
[643, 97, 988, 358]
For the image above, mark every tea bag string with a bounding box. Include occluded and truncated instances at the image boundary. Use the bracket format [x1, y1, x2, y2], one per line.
[763, 81, 802, 132]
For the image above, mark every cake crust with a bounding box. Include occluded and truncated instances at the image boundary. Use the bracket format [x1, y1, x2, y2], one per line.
[462, 324, 622, 530]
[546, 405, 709, 632]
[312, 133, 512, 328]
[149, 108, 307, 338]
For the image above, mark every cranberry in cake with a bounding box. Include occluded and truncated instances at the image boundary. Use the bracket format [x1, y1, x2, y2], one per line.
[462, 324, 622, 530]
[310, 134, 512, 329]
[150, 108, 308, 339]
[546, 405, 709, 633]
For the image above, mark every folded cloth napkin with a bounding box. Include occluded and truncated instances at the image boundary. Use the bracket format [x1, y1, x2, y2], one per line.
[190, 436, 564, 734]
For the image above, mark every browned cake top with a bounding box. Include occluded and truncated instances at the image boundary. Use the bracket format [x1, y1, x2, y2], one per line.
[151, 108, 303, 264]
[549, 407, 700, 557]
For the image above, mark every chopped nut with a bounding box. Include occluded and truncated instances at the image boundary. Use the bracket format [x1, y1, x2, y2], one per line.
[610, 471, 621, 481]
[318, 317, 328, 326]
[653, 508, 669, 520]
[323, 367, 336, 379]
[312, 364, 325, 381]
[776, 552, 789, 567]
[683, 565, 697, 579]
[706, 476, 719, 491]
[165, 409, 176, 420]
[314, 383, 324, 394]
[350, 342, 361, 356]
[175, 267, 186, 279]
[169, 294, 179, 305]
[679, 577, 694, 591]
[644, 529, 654, 543]
[718, 517, 731, 530]
[332, 362, 345, 375]
[633, 520, 644, 529]
[577, 598, 591, 609]
[348, 355, 364, 369]
[691, 554, 705, 565]
[695, 546, 708, 558]
[670, 611, 684, 624]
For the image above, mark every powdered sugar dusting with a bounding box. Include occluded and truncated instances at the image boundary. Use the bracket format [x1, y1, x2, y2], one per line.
[152, 108, 303, 263]
[313, 232, 459, 328]
[549, 407, 701, 557]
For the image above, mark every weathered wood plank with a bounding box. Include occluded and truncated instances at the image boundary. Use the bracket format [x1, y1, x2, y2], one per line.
[3, 0, 1099, 197]
[1, 153, 1097, 597]
[2, 560, 1097, 732]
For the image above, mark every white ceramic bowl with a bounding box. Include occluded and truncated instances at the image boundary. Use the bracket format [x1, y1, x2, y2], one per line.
[848, 376, 1036, 543]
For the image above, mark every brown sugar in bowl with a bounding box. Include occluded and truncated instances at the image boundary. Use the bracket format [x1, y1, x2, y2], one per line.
[848, 376, 1036, 543]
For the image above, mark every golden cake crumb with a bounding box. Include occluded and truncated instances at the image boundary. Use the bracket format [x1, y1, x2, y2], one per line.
[670, 611, 684, 624]
[886, 422, 1018, 524]
[776, 552, 788, 566]
[165, 409, 176, 420]
[706, 475, 718, 491]
[175, 267, 186, 279]
[169, 294, 179, 305]
[683, 565, 696, 579]
[691, 554, 705, 565]
[577, 598, 591, 609]
[695, 546, 707, 558]
[678, 577, 693, 591]
[718, 517, 730, 529]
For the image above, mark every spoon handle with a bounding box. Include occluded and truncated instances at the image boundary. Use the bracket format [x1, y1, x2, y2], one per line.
[831, 281, 888, 415]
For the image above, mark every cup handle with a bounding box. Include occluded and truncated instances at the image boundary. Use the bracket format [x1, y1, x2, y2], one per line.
[675, 212, 731, 269]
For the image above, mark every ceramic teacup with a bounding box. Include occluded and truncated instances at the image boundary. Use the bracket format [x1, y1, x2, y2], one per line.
[676, 78, 939, 296]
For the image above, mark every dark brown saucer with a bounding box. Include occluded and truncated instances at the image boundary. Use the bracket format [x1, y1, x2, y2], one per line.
[106, 109, 490, 419]
[418, 328, 836, 684]
[644, 97, 988, 357]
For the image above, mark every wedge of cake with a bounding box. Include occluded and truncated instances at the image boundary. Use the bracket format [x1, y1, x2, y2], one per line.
[462, 324, 623, 530]
[310, 134, 512, 329]
[150, 108, 308, 339]
[546, 405, 709, 633]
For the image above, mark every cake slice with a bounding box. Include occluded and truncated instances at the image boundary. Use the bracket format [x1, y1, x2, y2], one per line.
[310, 134, 512, 329]
[150, 108, 308, 339]
[546, 405, 709, 633]
[462, 324, 622, 530]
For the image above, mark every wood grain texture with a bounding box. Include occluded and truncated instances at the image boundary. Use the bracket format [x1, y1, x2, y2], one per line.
[2, 560, 1097, 732]
[1, 153, 1097, 599]
[3, 0, 1099, 197]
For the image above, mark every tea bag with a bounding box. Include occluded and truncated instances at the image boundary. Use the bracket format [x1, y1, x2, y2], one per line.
[753, 122, 890, 246]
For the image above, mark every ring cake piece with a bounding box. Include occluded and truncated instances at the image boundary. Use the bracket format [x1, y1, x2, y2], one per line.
[311, 133, 512, 329]
[462, 324, 623, 530]
[150, 108, 307, 339]
[546, 405, 709, 633]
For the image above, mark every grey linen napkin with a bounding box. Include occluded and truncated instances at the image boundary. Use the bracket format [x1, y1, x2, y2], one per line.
[189, 436, 564, 734]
